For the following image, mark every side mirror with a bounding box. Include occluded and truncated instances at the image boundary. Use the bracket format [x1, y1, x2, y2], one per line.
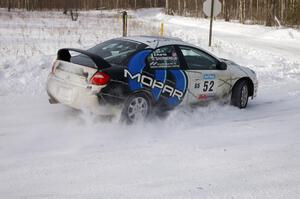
[217, 62, 227, 70]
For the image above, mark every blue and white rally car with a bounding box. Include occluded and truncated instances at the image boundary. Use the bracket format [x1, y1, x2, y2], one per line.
[47, 36, 258, 123]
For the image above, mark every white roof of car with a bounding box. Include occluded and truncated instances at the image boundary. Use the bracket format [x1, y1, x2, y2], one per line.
[120, 35, 221, 61]
[120, 35, 189, 48]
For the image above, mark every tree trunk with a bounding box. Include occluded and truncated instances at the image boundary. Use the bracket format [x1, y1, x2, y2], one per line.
[239, 0, 244, 22]
[250, 0, 253, 20]
[178, 0, 181, 15]
[195, 0, 198, 17]
[8, 0, 11, 12]
[266, 0, 273, 26]
[257, 0, 259, 18]
[272, 0, 276, 19]
[243, 0, 246, 20]
[222, 0, 225, 18]
[224, 0, 230, 21]
[280, 0, 285, 20]
[183, 0, 187, 16]
[166, 0, 169, 14]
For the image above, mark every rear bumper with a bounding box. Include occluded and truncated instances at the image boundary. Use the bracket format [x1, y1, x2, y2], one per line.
[46, 74, 117, 115]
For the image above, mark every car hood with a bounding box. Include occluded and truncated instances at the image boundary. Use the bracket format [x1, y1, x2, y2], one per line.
[220, 58, 257, 80]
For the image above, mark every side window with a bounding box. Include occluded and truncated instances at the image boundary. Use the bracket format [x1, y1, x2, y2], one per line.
[179, 46, 218, 70]
[147, 46, 180, 69]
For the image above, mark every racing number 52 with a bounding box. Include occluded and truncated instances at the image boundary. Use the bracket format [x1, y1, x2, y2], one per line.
[203, 81, 214, 92]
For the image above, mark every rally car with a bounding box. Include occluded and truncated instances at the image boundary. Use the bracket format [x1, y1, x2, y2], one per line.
[46, 36, 258, 123]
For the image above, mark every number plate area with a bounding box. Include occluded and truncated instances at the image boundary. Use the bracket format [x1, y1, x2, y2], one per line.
[57, 86, 73, 102]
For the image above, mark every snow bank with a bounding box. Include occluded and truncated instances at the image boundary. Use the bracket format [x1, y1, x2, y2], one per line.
[0, 9, 158, 96]
[0, 8, 300, 199]
[261, 28, 300, 40]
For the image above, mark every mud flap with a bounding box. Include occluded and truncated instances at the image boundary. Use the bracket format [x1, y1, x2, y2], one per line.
[48, 98, 59, 104]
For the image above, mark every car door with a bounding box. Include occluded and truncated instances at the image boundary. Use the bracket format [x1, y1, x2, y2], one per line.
[145, 45, 189, 107]
[177, 45, 231, 105]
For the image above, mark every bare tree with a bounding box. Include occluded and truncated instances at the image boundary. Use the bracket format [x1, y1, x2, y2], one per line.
[183, 0, 187, 16]
[166, 0, 169, 14]
[223, 0, 230, 21]
[239, 0, 243, 22]
[178, 0, 181, 15]
[266, 0, 273, 26]
[2, 0, 299, 27]
[195, 0, 198, 17]
[7, 0, 11, 11]
[249, 0, 253, 20]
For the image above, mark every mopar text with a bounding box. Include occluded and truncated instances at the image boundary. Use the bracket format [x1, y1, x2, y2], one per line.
[124, 69, 183, 100]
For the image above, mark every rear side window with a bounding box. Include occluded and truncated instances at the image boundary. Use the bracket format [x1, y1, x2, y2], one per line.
[147, 46, 180, 69]
[179, 46, 218, 70]
[87, 39, 146, 64]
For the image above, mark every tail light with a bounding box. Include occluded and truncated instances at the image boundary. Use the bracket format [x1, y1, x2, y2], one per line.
[90, 72, 110, 85]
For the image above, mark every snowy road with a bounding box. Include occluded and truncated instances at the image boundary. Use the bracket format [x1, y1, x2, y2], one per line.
[0, 9, 300, 199]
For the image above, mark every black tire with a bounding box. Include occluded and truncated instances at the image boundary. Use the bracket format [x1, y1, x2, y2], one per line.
[231, 80, 249, 109]
[121, 93, 151, 124]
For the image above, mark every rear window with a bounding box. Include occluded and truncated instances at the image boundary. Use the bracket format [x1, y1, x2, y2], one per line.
[70, 39, 146, 67]
[88, 39, 146, 64]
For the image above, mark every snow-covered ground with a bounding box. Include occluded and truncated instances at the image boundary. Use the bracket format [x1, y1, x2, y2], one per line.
[0, 8, 300, 199]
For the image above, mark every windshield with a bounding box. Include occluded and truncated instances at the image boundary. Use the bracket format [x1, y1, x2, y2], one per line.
[87, 39, 146, 64]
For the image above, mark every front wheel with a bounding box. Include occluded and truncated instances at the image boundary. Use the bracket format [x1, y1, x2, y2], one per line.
[231, 80, 249, 109]
[122, 93, 151, 124]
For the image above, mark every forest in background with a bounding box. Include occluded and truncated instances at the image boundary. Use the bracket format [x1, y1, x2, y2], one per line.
[1, 0, 299, 27]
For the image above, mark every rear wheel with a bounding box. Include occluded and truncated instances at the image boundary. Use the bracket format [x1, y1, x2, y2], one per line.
[231, 80, 249, 109]
[122, 93, 151, 124]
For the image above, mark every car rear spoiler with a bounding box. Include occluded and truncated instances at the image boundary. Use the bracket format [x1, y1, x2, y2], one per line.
[57, 48, 111, 69]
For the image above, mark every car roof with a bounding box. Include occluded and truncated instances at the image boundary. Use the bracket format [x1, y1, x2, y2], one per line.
[119, 35, 188, 48]
[119, 35, 221, 61]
